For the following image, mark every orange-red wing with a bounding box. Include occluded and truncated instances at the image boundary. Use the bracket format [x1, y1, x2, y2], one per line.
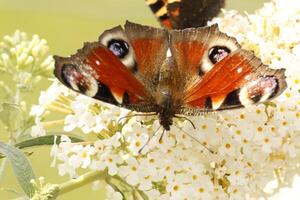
[124, 21, 168, 82]
[172, 41, 206, 75]
[183, 50, 256, 108]
[84, 46, 151, 103]
[54, 43, 152, 106]
[131, 38, 165, 75]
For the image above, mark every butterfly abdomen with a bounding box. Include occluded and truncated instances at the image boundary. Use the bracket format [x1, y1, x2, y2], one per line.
[158, 104, 174, 131]
[156, 88, 177, 131]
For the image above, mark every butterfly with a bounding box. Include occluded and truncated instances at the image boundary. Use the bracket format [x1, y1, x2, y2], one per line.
[53, 1, 287, 131]
[145, 0, 225, 29]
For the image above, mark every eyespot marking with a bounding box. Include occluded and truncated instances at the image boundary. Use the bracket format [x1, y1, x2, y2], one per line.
[239, 75, 279, 106]
[99, 27, 136, 70]
[208, 46, 231, 64]
[108, 39, 129, 59]
[61, 64, 98, 97]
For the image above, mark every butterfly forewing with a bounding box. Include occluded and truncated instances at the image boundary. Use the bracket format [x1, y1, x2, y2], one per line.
[124, 21, 169, 93]
[169, 25, 241, 93]
[54, 22, 173, 113]
[182, 50, 286, 113]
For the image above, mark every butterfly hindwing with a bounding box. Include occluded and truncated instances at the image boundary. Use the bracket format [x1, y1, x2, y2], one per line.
[145, 0, 225, 29]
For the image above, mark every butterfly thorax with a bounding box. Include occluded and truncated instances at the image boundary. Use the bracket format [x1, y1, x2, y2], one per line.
[155, 58, 180, 131]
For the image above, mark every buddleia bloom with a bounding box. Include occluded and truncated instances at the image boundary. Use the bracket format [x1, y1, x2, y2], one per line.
[31, 0, 300, 199]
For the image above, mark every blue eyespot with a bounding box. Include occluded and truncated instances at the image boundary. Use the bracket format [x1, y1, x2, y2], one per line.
[208, 46, 231, 64]
[108, 39, 129, 59]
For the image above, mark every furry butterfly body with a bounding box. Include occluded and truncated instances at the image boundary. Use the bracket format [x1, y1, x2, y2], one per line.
[54, 22, 287, 130]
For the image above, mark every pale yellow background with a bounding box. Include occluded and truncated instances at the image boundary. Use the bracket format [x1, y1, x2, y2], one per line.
[0, 0, 267, 199]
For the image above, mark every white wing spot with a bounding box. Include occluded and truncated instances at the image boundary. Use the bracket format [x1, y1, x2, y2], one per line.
[95, 60, 101, 66]
[237, 67, 243, 73]
[166, 48, 172, 58]
[85, 77, 99, 97]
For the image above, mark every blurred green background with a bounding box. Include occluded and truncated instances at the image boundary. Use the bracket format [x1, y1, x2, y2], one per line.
[0, 0, 267, 199]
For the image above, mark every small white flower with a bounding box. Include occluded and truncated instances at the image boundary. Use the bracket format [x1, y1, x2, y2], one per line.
[30, 105, 45, 117]
[118, 157, 140, 186]
[31, 117, 46, 137]
[227, 186, 245, 200]
[105, 185, 123, 200]
[71, 145, 95, 168]
[103, 132, 122, 148]
[165, 175, 186, 199]
[99, 152, 123, 176]
[193, 175, 214, 200]
[227, 161, 250, 186]
[57, 160, 78, 178]
[146, 189, 167, 200]
[218, 135, 239, 157]
[123, 122, 149, 155]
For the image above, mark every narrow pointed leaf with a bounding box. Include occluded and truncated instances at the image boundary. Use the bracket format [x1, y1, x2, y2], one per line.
[15, 135, 84, 149]
[0, 142, 35, 197]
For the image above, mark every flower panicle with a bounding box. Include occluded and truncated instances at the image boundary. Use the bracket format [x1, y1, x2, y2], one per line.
[30, 0, 300, 199]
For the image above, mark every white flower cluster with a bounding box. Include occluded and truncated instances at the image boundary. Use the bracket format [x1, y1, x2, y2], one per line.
[0, 30, 53, 89]
[31, 0, 300, 199]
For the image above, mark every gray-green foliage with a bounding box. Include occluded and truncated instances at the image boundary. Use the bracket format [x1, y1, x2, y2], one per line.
[0, 30, 54, 198]
[0, 142, 35, 198]
[0, 30, 53, 133]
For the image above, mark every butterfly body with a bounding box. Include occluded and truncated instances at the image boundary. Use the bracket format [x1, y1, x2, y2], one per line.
[153, 58, 180, 130]
[54, 2, 287, 130]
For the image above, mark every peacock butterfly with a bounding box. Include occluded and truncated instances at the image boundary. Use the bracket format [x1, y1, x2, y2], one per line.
[54, 20, 287, 130]
[145, 0, 225, 29]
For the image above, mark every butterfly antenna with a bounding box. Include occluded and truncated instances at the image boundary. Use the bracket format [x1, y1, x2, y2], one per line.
[174, 124, 215, 154]
[118, 113, 156, 124]
[175, 115, 196, 129]
[138, 125, 162, 154]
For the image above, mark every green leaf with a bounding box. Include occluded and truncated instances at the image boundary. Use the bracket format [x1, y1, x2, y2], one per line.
[0, 142, 35, 197]
[15, 135, 84, 149]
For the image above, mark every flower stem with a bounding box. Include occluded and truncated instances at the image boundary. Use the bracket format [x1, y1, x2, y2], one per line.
[111, 175, 149, 200]
[0, 158, 8, 184]
[58, 170, 106, 196]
